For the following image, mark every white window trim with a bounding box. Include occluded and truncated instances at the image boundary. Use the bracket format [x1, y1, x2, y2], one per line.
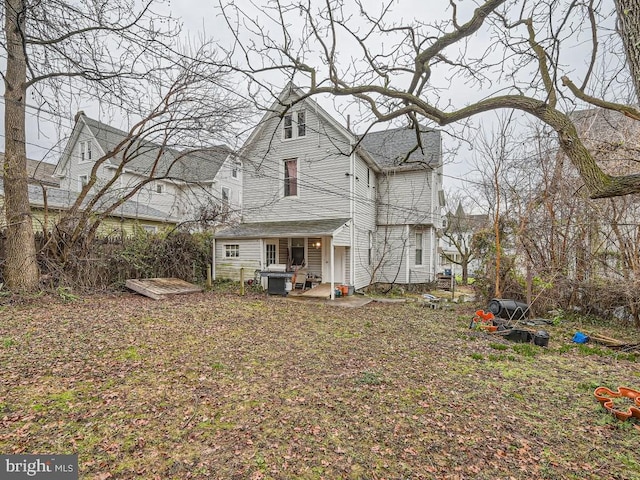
[415, 231, 424, 266]
[225, 244, 240, 258]
[79, 140, 92, 163]
[282, 110, 306, 141]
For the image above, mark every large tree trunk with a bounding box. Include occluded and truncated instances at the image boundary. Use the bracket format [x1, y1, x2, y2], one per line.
[3, 0, 40, 291]
[615, 0, 640, 100]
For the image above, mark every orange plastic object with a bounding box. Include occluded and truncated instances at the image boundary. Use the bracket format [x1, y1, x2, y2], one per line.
[471, 310, 496, 331]
[594, 386, 640, 421]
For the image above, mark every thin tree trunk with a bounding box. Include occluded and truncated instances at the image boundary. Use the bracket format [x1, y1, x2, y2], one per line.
[3, 0, 40, 291]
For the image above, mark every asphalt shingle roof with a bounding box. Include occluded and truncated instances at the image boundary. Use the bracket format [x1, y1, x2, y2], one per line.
[216, 218, 351, 239]
[0, 178, 175, 223]
[82, 115, 231, 182]
[358, 126, 441, 169]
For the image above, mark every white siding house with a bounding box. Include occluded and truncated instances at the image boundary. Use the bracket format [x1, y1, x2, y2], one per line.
[54, 112, 241, 228]
[213, 85, 445, 295]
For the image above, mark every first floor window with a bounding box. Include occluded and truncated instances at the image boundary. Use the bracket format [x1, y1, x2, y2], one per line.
[368, 230, 373, 265]
[266, 243, 277, 266]
[142, 225, 157, 233]
[415, 232, 423, 265]
[225, 244, 239, 258]
[284, 159, 298, 196]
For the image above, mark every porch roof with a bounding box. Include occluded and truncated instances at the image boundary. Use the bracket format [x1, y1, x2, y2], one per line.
[215, 218, 351, 239]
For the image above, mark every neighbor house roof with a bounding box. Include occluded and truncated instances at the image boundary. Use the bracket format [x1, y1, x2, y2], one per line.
[0, 178, 176, 223]
[58, 113, 232, 183]
[215, 218, 351, 239]
[358, 126, 441, 170]
[0, 154, 60, 187]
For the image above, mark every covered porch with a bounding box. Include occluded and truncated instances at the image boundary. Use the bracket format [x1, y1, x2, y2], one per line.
[214, 218, 353, 299]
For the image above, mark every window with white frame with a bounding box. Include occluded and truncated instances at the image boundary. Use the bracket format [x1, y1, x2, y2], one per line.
[78, 174, 89, 191]
[283, 114, 293, 139]
[225, 244, 239, 258]
[284, 159, 298, 197]
[222, 187, 230, 205]
[297, 111, 306, 137]
[232, 163, 239, 179]
[156, 183, 164, 194]
[415, 232, 423, 265]
[79, 141, 92, 162]
[283, 110, 306, 139]
[265, 243, 277, 267]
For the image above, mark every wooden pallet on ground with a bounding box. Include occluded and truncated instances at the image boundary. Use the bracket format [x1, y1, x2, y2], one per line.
[126, 277, 203, 300]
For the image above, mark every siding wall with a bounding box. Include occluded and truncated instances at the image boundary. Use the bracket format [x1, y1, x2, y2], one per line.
[375, 225, 409, 284]
[215, 238, 262, 281]
[377, 169, 435, 226]
[352, 157, 377, 289]
[241, 103, 353, 224]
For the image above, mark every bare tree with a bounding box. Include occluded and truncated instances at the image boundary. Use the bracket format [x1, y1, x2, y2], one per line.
[1, 1, 249, 291]
[219, 0, 640, 200]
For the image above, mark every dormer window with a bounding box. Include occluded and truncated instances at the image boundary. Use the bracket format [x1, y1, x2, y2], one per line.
[283, 110, 306, 139]
[79, 141, 92, 162]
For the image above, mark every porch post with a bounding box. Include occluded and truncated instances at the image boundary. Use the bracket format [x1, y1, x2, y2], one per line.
[330, 236, 335, 300]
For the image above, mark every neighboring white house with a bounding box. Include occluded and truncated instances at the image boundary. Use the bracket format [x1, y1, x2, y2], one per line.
[439, 202, 487, 279]
[213, 84, 445, 294]
[53, 112, 241, 228]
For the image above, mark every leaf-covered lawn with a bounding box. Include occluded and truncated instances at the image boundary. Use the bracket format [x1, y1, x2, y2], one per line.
[1, 292, 639, 479]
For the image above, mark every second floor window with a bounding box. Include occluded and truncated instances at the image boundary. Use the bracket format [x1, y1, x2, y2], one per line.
[232, 163, 239, 178]
[222, 187, 230, 205]
[80, 141, 92, 161]
[78, 174, 89, 190]
[284, 159, 298, 197]
[156, 184, 164, 194]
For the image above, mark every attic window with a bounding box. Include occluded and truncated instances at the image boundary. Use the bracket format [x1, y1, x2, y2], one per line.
[283, 111, 306, 139]
[283, 114, 293, 139]
[80, 141, 92, 161]
[297, 111, 306, 137]
[232, 164, 239, 178]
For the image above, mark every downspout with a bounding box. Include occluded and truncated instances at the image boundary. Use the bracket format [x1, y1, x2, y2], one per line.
[350, 146, 356, 286]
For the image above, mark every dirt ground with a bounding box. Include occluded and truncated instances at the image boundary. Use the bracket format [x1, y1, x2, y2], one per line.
[1, 291, 639, 479]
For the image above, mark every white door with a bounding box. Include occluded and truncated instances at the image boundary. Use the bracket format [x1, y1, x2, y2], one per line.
[334, 246, 346, 284]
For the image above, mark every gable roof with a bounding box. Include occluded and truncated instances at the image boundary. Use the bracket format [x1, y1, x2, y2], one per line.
[358, 126, 441, 170]
[58, 113, 231, 183]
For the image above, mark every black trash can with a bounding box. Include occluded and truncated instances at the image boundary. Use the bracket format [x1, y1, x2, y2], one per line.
[488, 298, 530, 320]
